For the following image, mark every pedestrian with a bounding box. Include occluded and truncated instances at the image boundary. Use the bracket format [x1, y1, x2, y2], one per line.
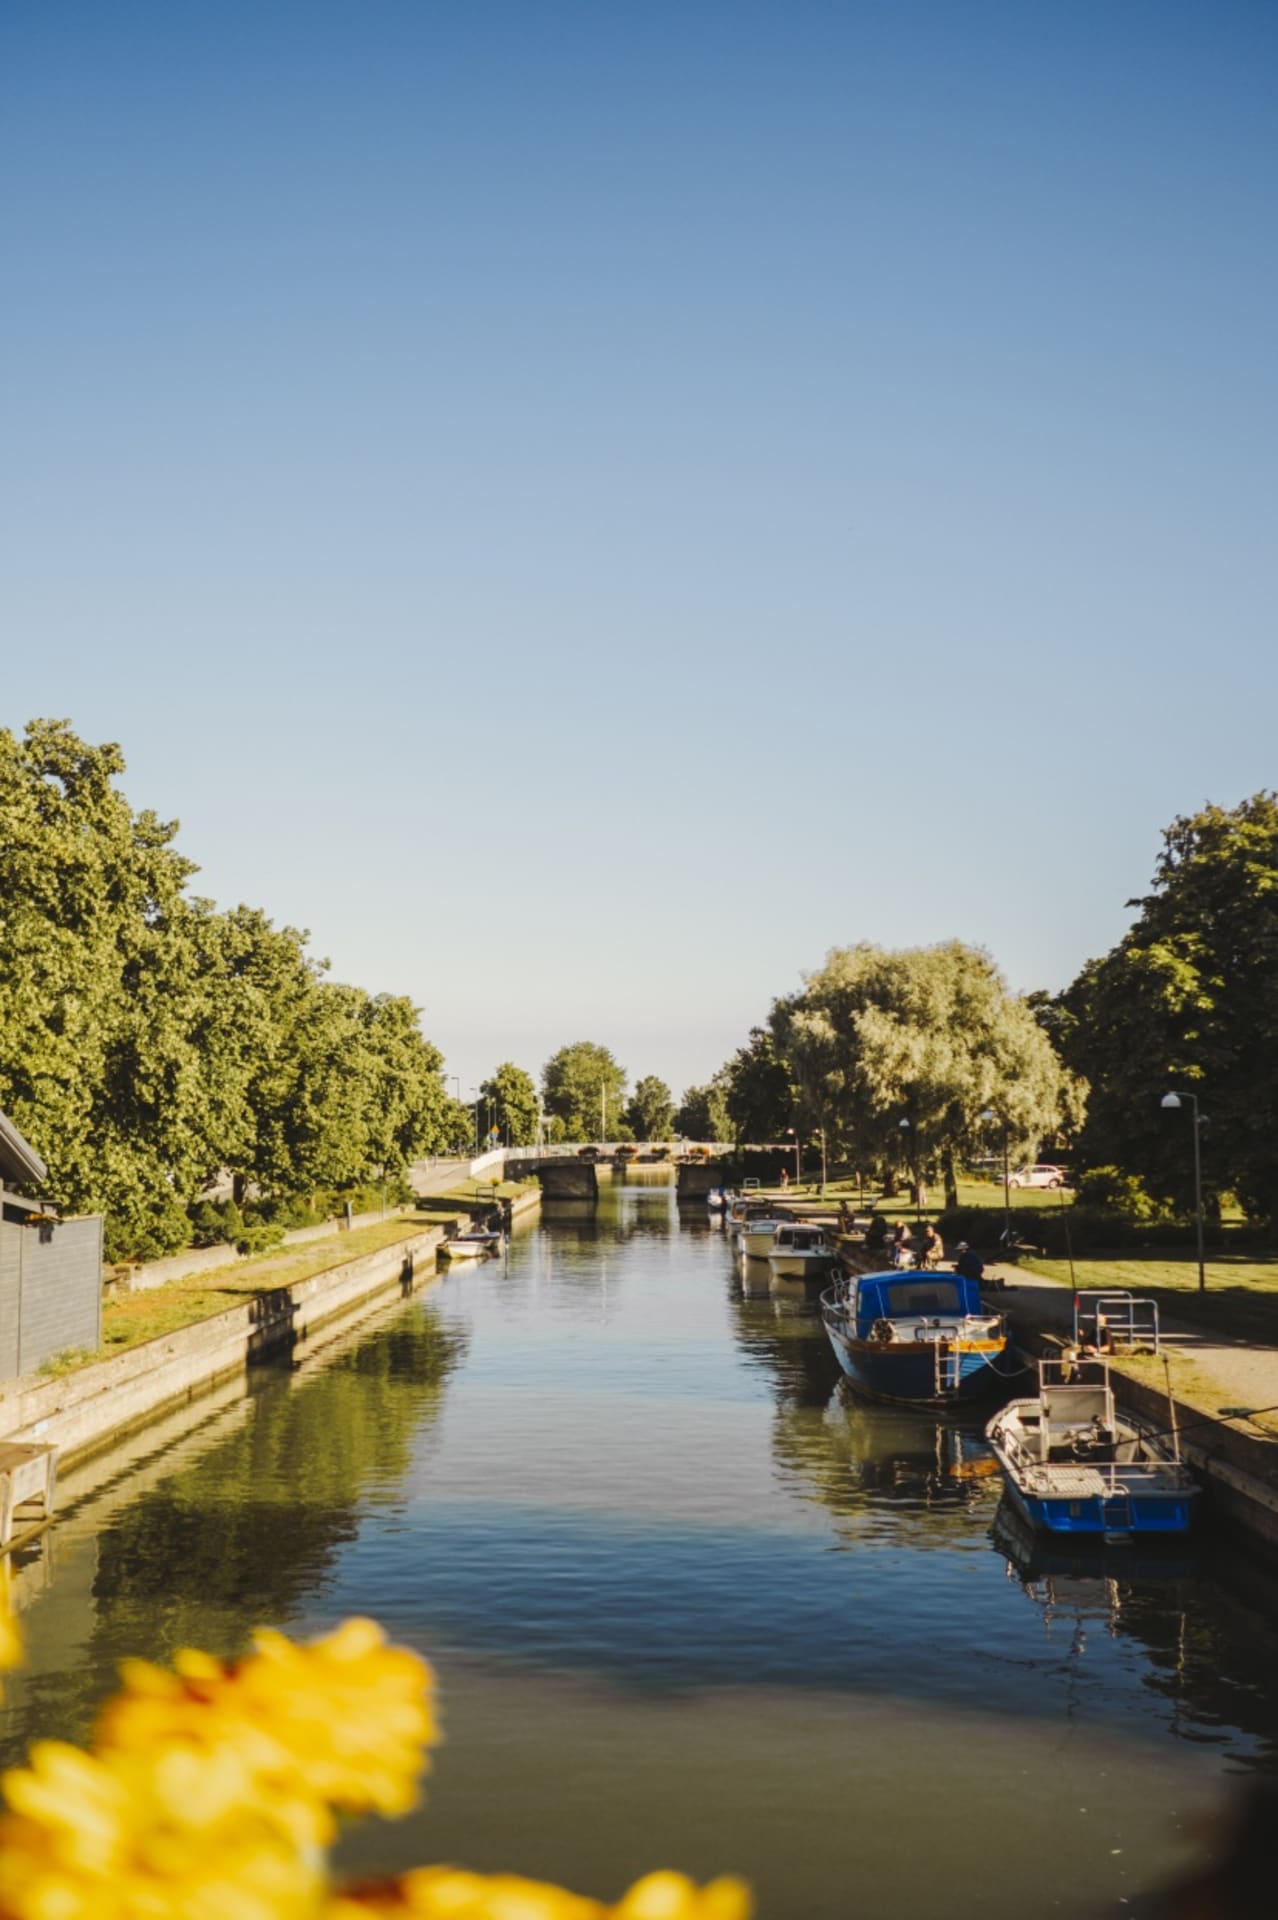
[953, 1241, 985, 1284]
[780, 1166, 789, 1189]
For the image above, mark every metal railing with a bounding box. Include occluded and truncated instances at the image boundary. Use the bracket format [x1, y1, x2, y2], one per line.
[1072, 1291, 1161, 1354]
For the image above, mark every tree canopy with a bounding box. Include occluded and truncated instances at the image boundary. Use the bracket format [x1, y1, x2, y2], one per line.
[674, 1079, 732, 1143]
[479, 1063, 540, 1146]
[1058, 794, 1278, 1227]
[624, 1075, 674, 1142]
[0, 720, 457, 1259]
[541, 1042, 627, 1142]
[770, 941, 1079, 1205]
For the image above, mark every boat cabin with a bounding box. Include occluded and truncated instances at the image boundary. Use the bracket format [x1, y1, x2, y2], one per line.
[1012, 1365, 1142, 1467]
[774, 1225, 830, 1254]
[851, 1271, 984, 1331]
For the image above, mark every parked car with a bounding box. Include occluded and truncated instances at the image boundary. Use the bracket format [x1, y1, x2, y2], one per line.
[1007, 1164, 1068, 1190]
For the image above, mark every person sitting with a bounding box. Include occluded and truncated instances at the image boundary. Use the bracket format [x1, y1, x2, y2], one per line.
[864, 1212, 890, 1252]
[919, 1221, 944, 1266]
[891, 1221, 915, 1269]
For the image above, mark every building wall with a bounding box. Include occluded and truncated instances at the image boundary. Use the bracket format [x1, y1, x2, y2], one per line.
[0, 1223, 20, 1379]
[0, 1215, 104, 1380]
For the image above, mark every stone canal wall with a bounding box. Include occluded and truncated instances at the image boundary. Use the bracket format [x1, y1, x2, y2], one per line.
[0, 1224, 447, 1470]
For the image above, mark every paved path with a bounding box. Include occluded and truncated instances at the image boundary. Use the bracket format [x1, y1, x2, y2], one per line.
[994, 1261, 1278, 1444]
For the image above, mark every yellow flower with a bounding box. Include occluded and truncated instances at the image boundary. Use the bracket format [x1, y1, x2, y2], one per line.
[0, 1737, 325, 1920]
[96, 1617, 436, 1838]
[324, 1869, 751, 1920]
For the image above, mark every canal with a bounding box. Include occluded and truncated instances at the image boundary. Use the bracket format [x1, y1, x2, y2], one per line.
[4, 1173, 1278, 1917]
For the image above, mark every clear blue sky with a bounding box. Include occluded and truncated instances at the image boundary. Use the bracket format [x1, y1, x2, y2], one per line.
[3, 2, 1275, 1103]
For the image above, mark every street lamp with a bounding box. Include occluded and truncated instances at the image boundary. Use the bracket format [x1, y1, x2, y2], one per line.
[898, 1117, 920, 1224]
[981, 1109, 1012, 1240]
[786, 1127, 800, 1186]
[469, 1087, 479, 1157]
[1161, 1091, 1206, 1293]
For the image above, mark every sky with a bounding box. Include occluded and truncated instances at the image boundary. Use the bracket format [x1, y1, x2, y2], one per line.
[3, 1, 1276, 1103]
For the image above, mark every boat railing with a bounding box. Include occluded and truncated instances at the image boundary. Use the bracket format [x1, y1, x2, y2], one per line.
[1073, 1291, 1161, 1354]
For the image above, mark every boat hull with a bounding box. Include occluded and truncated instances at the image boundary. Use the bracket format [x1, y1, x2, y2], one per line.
[824, 1320, 1007, 1408]
[768, 1251, 837, 1280]
[992, 1458, 1196, 1539]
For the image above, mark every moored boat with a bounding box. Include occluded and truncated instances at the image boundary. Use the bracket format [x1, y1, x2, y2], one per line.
[984, 1358, 1198, 1542]
[819, 1269, 1009, 1408]
[767, 1222, 838, 1281]
[440, 1227, 503, 1261]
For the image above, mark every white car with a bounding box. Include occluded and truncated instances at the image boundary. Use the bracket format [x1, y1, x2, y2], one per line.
[1007, 1164, 1068, 1190]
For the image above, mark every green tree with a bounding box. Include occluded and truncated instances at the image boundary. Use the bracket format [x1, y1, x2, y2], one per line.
[721, 1028, 795, 1145]
[771, 942, 1079, 1208]
[1060, 794, 1278, 1228]
[479, 1063, 540, 1146]
[0, 719, 457, 1259]
[674, 1078, 732, 1142]
[542, 1042, 627, 1142]
[624, 1075, 674, 1141]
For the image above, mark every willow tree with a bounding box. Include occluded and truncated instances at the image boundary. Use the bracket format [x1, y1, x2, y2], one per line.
[771, 942, 1081, 1207]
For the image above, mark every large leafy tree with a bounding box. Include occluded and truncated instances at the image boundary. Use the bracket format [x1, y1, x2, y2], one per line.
[772, 942, 1079, 1207]
[624, 1075, 674, 1141]
[479, 1063, 540, 1146]
[721, 1028, 795, 1145]
[1060, 794, 1278, 1227]
[542, 1042, 627, 1142]
[0, 719, 457, 1258]
[674, 1078, 732, 1142]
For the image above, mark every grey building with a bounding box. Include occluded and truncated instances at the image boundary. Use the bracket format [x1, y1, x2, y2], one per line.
[0, 1112, 102, 1379]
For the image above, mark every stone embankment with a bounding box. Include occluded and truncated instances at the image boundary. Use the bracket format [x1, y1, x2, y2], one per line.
[0, 1223, 447, 1471]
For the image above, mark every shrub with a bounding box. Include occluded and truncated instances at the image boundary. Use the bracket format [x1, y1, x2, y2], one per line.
[1072, 1166, 1165, 1221]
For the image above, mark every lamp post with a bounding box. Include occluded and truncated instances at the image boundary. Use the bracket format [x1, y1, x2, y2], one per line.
[1162, 1091, 1206, 1293]
[981, 1109, 1012, 1240]
[898, 1118, 920, 1225]
[469, 1087, 479, 1157]
[786, 1127, 800, 1186]
[818, 1126, 827, 1195]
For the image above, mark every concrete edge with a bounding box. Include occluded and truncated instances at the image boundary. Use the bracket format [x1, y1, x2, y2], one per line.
[3, 1224, 448, 1471]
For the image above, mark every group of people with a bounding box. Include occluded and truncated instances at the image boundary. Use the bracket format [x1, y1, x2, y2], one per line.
[861, 1213, 985, 1280]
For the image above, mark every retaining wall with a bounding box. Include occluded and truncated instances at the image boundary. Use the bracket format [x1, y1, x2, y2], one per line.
[0, 1224, 446, 1469]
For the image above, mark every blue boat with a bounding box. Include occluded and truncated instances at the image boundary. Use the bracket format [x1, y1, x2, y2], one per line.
[819, 1269, 1011, 1408]
[985, 1359, 1198, 1542]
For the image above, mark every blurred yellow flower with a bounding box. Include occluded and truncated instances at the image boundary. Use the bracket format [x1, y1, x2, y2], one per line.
[325, 1867, 749, 1920]
[0, 1615, 750, 1920]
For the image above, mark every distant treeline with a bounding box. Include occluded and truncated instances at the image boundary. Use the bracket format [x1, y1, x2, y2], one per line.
[0, 721, 468, 1260]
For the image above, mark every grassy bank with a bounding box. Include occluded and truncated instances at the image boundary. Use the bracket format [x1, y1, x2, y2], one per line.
[1022, 1251, 1278, 1343]
[43, 1220, 442, 1376]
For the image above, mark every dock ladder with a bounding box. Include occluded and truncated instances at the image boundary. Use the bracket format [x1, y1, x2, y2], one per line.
[1100, 1487, 1134, 1542]
[933, 1338, 962, 1398]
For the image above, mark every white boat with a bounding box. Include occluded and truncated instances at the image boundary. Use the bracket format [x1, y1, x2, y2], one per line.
[739, 1213, 791, 1258]
[766, 1221, 838, 1281]
[985, 1358, 1198, 1543]
[441, 1227, 503, 1261]
[706, 1187, 729, 1214]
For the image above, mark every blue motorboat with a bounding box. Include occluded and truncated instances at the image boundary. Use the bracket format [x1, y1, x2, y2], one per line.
[819, 1269, 1010, 1408]
[985, 1358, 1198, 1543]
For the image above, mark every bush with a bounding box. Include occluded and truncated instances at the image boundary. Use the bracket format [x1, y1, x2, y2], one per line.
[189, 1199, 245, 1247]
[1072, 1166, 1165, 1221]
[234, 1221, 286, 1257]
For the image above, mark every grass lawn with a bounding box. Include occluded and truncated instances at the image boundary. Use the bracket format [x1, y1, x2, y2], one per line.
[748, 1177, 1068, 1216]
[1022, 1251, 1278, 1344]
[51, 1219, 445, 1374]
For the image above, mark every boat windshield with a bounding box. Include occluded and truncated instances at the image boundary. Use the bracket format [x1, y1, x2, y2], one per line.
[881, 1280, 964, 1315]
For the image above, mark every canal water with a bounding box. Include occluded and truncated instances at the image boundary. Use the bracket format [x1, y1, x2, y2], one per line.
[4, 1174, 1278, 1918]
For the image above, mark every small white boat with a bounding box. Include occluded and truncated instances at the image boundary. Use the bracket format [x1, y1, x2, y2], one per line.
[985, 1358, 1197, 1542]
[739, 1213, 791, 1258]
[767, 1221, 838, 1281]
[706, 1187, 729, 1214]
[441, 1227, 503, 1261]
